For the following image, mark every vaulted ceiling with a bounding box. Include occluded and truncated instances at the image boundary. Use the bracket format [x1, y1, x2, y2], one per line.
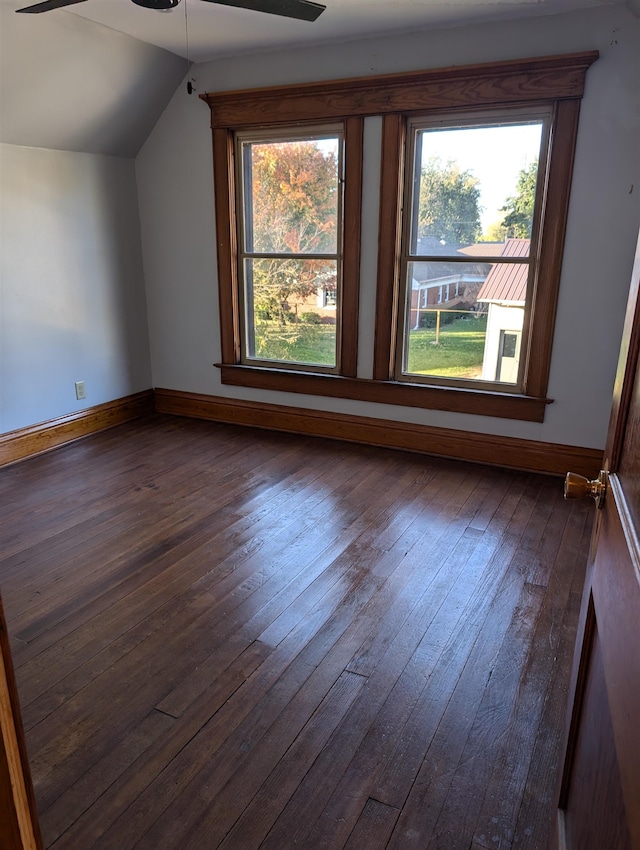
[0, 0, 637, 156]
[0, 1, 185, 155]
[9, 0, 630, 64]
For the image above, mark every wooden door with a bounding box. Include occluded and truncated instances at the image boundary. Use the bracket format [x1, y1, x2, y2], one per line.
[0, 594, 43, 850]
[555, 231, 640, 849]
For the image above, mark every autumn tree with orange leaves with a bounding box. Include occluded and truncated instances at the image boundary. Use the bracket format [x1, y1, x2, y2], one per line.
[245, 139, 339, 324]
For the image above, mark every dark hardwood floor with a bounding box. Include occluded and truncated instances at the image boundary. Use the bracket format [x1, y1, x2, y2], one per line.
[0, 415, 594, 850]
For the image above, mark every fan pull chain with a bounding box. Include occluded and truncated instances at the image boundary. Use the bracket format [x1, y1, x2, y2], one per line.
[185, 0, 195, 94]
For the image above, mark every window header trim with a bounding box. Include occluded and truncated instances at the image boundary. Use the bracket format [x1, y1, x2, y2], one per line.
[201, 52, 598, 129]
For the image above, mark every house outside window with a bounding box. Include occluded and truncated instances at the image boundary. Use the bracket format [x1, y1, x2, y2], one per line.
[317, 286, 337, 309]
[476, 238, 530, 383]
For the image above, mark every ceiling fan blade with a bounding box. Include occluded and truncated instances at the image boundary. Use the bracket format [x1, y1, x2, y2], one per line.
[200, 0, 325, 22]
[16, 0, 88, 12]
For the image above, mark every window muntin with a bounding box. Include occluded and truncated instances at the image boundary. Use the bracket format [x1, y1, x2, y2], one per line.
[397, 113, 548, 390]
[236, 128, 343, 370]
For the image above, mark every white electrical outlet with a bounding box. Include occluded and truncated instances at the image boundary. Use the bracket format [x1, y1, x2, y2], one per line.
[75, 381, 86, 400]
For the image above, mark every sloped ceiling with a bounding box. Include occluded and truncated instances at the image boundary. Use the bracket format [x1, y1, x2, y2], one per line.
[27, 0, 631, 64]
[1, 0, 636, 157]
[0, 0, 186, 156]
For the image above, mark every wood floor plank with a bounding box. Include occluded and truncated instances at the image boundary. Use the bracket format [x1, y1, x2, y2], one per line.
[384, 580, 546, 850]
[4, 422, 333, 616]
[189, 670, 367, 850]
[0, 416, 593, 850]
[39, 708, 176, 846]
[107, 492, 459, 849]
[263, 478, 538, 849]
[370, 477, 545, 811]
[299, 478, 535, 849]
[256, 532, 491, 850]
[18, 449, 371, 721]
[81, 520, 414, 847]
[48, 641, 317, 849]
[508, 503, 592, 850]
[0, 418, 248, 567]
[342, 799, 400, 850]
[9, 435, 319, 627]
[469, 503, 589, 849]
[156, 458, 450, 711]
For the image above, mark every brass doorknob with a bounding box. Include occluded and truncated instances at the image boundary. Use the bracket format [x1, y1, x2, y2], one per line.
[564, 470, 607, 508]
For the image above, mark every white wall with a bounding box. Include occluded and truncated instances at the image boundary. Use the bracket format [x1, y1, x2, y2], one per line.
[0, 144, 152, 434]
[137, 5, 640, 451]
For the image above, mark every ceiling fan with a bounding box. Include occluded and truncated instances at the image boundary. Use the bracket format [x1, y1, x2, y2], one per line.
[16, 0, 326, 22]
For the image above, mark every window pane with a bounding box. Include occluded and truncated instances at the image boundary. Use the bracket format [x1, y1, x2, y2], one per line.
[243, 138, 340, 254]
[403, 260, 525, 384]
[244, 258, 337, 366]
[410, 122, 543, 255]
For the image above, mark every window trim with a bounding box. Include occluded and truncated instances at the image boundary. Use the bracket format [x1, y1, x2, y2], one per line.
[372, 98, 586, 417]
[202, 51, 598, 421]
[218, 364, 552, 422]
[211, 118, 363, 378]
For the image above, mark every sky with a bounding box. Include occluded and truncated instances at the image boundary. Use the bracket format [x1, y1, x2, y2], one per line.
[419, 122, 544, 231]
[280, 124, 543, 235]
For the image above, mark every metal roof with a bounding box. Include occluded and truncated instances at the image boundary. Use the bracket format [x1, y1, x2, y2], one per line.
[458, 242, 505, 257]
[476, 239, 530, 305]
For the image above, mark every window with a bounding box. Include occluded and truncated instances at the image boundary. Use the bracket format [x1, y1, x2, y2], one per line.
[236, 128, 343, 370]
[203, 51, 597, 421]
[397, 112, 547, 391]
[319, 287, 337, 309]
[207, 115, 363, 380]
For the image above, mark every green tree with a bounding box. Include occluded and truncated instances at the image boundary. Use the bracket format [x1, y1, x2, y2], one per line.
[248, 140, 338, 323]
[499, 159, 538, 238]
[482, 219, 509, 243]
[418, 157, 481, 247]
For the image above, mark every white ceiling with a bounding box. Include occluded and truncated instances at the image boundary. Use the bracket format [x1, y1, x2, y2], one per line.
[4, 0, 629, 63]
[2, 0, 635, 157]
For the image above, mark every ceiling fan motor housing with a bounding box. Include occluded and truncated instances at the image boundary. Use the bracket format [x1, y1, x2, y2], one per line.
[131, 0, 181, 9]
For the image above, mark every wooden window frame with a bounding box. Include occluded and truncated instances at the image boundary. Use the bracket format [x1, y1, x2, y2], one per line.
[209, 116, 364, 379]
[234, 124, 347, 374]
[391, 105, 551, 395]
[202, 50, 597, 422]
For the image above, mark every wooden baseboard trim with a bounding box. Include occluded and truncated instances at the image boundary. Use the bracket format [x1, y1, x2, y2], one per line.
[154, 388, 603, 478]
[0, 391, 154, 468]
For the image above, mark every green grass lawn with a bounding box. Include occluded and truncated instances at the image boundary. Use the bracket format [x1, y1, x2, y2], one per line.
[253, 321, 336, 366]
[251, 313, 487, 377]
[405, 314, 487, 378]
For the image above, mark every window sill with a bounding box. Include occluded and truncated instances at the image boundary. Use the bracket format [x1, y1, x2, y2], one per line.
[218, 364, 551, 422]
